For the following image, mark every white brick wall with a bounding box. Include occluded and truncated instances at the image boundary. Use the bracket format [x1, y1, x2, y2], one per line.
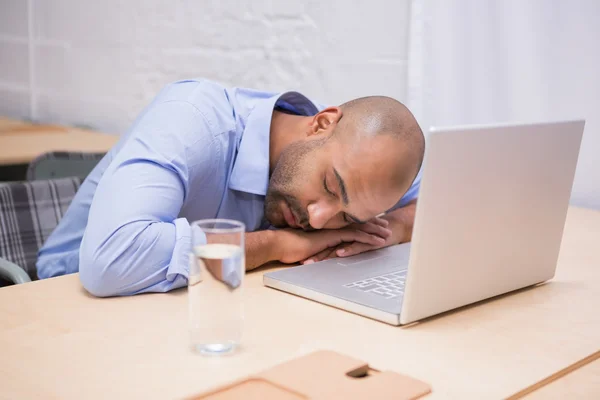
[0, 0, 411, 133]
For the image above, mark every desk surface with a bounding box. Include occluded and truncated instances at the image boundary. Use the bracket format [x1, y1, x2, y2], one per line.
[0, 117, 32, 132]
[0, 118, 118, 165]
[0, 207, 599, 399]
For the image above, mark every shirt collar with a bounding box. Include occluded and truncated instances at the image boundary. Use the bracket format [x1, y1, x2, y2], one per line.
[228, 91, 320, 196]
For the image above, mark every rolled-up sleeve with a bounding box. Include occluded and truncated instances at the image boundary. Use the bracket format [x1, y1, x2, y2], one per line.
[79, 100, 215, 297]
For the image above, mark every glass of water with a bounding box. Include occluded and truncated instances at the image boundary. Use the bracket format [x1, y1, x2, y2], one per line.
[189, 219, 245, 355]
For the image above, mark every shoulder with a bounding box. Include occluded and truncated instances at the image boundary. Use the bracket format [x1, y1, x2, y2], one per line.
[151, 79, 237, 134]
[117, 81, 236, 180]
[128, 79, 243, 151]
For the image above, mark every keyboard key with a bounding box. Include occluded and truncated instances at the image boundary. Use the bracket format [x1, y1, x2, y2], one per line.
[359, 284, 380, 291]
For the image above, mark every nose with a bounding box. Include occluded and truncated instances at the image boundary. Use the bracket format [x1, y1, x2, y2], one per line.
[307, 200, 339, 230]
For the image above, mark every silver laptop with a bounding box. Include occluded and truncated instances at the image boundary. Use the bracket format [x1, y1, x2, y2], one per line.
[263, 120, 585, 325]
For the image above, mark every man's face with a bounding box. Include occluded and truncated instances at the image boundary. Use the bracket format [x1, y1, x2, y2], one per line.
[264, 134, 413, 230]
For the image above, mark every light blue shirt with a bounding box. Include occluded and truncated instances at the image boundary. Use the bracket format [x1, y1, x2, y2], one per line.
[37, 79, 421, 296]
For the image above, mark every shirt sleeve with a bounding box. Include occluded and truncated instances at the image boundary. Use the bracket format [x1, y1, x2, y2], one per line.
[79, 100, 217, 297]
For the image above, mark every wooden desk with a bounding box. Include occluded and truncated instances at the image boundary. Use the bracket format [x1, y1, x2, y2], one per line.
[0, 117, 32, 132]
[0, 207, 599, 399]
[0, 118, 118, 166]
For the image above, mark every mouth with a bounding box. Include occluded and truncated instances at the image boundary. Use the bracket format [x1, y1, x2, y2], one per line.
[281, 201, 298, 228]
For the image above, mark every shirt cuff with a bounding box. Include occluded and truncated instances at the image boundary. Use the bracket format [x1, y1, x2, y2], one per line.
[166, 217, 192, 282]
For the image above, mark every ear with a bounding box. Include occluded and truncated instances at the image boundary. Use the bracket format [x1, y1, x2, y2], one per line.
[308, 106, 342, 137]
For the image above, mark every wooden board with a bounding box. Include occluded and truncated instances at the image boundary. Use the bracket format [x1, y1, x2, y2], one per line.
[191, 351, 431, 400]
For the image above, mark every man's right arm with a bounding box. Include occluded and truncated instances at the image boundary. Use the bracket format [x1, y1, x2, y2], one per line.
[79, 100, 215, 297]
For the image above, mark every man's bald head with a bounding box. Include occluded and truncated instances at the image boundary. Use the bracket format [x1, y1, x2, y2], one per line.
[331, 96, 425, 188]
[335, 96, 424, 161]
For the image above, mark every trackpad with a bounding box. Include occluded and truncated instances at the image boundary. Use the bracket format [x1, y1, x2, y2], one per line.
[337, 254, 393, 266]
[335, 244, 411, 267]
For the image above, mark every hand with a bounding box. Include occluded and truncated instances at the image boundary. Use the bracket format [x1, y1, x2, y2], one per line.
[274, 226, 387, 265]
[302, 216, 399, 264]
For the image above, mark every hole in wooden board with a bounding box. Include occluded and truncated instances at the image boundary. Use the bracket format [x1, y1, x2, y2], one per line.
[346, 365, 381, 379]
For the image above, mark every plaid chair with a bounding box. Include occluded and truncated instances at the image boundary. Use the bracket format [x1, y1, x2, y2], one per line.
[27, 151, 105, 181]
[0, 177, 81, 284]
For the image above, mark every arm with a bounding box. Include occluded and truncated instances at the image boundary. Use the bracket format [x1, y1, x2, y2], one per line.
[382, 199, 417, 244]
[302, 200, 418, 263]
[79, 101, 214, 297]
[245, 228, 388, 270]
[380, 165, 421, 244]
[245, 230, 278, 270]
[302, 170, 422, 263]
[331, 199, 418, 259]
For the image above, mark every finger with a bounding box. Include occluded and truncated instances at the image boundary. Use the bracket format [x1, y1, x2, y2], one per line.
[354, 229, 386, 246]
[303, 247, 339, 264]
[371, 216, 389, 227]
[356, 222, 392, 239]
[321, 229, 383, 249]
[337, 242, 374, 258]
[324, 246, 341, 260]
[340, 229, 386, 247]
[302, 248, 331, 264]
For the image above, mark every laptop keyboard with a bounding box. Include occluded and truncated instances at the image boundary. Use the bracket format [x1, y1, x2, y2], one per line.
[344, 270, 407, 299]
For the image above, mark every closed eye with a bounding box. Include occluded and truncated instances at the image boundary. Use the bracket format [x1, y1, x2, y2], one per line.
[323, 176, 335, 197]
[324, 175, 354, 224]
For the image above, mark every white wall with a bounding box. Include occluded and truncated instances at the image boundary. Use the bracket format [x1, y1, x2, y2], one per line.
[3, 1, 597, 208]
[0, 0, 412, 134]
[408, 0, 600, 209]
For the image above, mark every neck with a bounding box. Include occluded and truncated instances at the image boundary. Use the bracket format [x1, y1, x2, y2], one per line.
[269, 110, 311, 172]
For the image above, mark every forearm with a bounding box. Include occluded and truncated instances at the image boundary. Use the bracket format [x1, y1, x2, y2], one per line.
[80, 218, 189, 297]
[383, 200, 417, 244]
[245, 230, 280, 270]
